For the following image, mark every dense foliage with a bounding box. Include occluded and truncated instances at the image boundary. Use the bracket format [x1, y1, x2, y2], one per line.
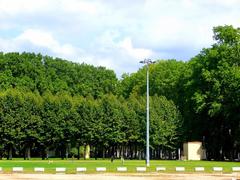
[119, 25, 240, 160]
[0, 52, 117, 97]
[0, 25, 239, 161]
[0, 53, 181, 160]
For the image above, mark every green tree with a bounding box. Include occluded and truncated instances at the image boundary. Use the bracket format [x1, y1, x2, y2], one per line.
[186, 25, 240, 160]
[150, 95, 182, 156]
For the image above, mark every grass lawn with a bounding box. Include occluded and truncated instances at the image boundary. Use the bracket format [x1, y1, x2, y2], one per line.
[0, 158, 239, 173]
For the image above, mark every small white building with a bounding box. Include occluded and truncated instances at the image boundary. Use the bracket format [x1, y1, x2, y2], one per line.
[183, 141, 205, 160]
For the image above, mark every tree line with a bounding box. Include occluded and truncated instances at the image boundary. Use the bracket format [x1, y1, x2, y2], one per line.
[0, 89, 181, 160]
[119, 25, 240, 160]
[0, 25, 239, 160]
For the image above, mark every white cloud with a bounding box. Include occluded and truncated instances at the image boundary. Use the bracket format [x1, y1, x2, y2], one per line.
[0, 28, 139, 76]
[60, 0, 99, 14]
[0, 0, 49, 15]
[0, 29, 84, 63]
[0, 0, 101, 17]
[202, 0, 240, 6]
[0, 0, 240, 76]
[16, 29, 56, 49]
[118, 37, 153, 59]
[15, 29, 80, 58]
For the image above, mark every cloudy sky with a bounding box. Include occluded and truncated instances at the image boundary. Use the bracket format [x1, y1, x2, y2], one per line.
[0, 0, 240, 76]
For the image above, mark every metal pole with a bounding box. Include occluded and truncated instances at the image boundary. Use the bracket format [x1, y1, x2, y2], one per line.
[146, 63, 150, 167]
[140, 59, 155, 167]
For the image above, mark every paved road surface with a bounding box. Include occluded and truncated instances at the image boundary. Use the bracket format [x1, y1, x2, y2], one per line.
[0, 173, 238, 180]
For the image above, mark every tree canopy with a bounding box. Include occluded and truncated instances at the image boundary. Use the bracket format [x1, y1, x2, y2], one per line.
[0, 25, 239, 161]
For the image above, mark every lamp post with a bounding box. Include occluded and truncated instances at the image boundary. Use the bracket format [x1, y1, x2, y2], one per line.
[140, 58, 155, 167]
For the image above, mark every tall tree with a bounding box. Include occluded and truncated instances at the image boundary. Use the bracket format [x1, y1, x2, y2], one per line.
[186, 25, 240, 160]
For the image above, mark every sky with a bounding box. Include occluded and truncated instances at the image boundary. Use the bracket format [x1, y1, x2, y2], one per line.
[0, 0, 240, 77]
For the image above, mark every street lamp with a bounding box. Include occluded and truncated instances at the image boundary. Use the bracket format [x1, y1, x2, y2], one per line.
[140, 58, 155, 167]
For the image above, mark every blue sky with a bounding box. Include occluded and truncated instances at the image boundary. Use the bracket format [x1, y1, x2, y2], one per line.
[0, 0, 240, 77]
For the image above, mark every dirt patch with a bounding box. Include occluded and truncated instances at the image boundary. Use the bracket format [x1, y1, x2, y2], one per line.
[0, 173, 237, 180]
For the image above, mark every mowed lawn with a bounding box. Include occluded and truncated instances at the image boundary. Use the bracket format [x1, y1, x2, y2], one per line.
[0, 158, 240, 173]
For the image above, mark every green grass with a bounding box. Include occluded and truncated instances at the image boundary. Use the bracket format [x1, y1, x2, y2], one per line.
[0, 158, 239, 174]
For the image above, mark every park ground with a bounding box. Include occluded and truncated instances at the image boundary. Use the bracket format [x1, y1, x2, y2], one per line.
[0, 159, 240, 173]
[0, 159, 240, 179]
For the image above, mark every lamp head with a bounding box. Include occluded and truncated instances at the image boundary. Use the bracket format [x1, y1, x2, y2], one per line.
[140, 59, 156, 64]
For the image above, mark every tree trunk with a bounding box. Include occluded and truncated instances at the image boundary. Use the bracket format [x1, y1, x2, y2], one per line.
[41, 146, 46, 160]
[94, 146, 98, 160]
[66, 145, 68, 159]
[61, 144, 65, 160]
[84, 144, 90, 159]
[77, 145, 80, 160]
[116, 146, 120, 158]
[8, 145, 13, 160]
[130, 144, 133, 159]
[25, 146, 31, 160]
[160, 148, 163, 159]
[111, 145, 115, 158]
[134, 145, 137, 159]
[0, 149, 2, 160]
